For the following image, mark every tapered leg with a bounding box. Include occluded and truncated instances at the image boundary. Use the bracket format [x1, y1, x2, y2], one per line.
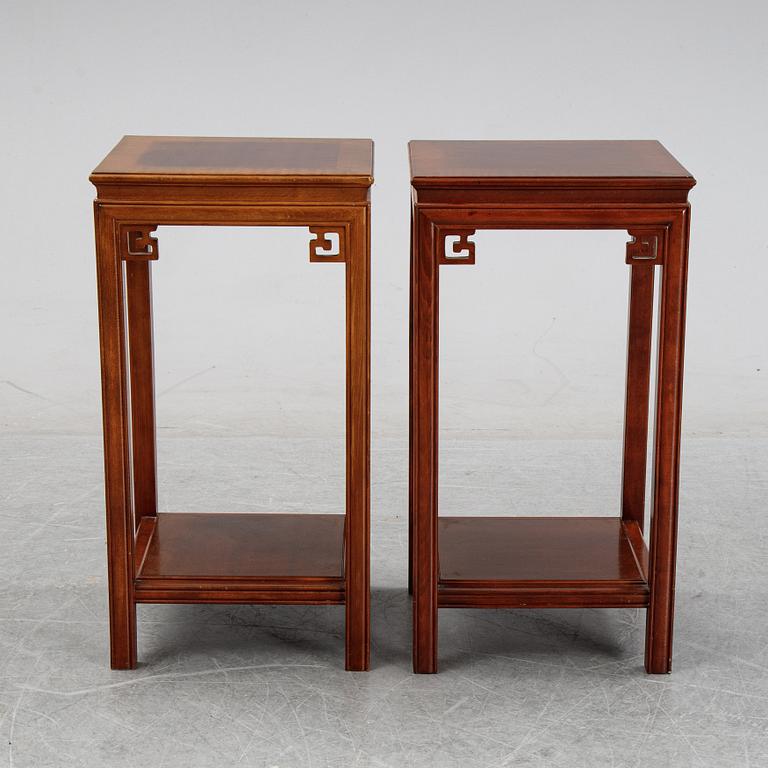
[94, 206, 137, 669]
[345, 208, 371, 671]
[645, 209, 690, 673]
[412, 209, 439, 673]
[125, 260, 157, 526]
[621, 264, 655, 530]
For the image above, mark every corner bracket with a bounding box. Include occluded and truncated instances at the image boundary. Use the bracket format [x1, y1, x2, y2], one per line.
[309, 227, 346, 263]
[626, 228, 666, 265]
[440, 230, 476, 265]
[120, 226, 159, 261]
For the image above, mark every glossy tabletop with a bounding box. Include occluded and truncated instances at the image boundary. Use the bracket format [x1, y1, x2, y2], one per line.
[409, 139, 694, 191]
[92, 135, 374, 185]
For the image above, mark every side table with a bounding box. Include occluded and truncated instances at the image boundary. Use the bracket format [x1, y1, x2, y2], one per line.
[408, 140, 695, 673]
[91, 136, 372, 670]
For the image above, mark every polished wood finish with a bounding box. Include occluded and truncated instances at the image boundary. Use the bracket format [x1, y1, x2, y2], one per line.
[125, 260, 157, 526]
[139, 513, 344, 579]
[92, 136, 373, 205]
[410, 140, 692, 181]
[93, 135, 374, 181]
[409, 140, 694, 205]
[135, 513, 345, 603]
[621, 264, 655, 530]
[408, 139, 694, 674]
[92, 136, 371, 671]
[644, 207, 690, 674]
[439, 517, 648, 607]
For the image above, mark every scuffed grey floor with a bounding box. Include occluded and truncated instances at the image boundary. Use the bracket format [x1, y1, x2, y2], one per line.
[1, 435, 767, 767]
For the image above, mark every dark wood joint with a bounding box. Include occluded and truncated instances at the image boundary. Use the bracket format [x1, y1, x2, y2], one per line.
[626, 228, 666, 265]
[439, 229, 476, 265]
[121, 226, 159, 261]
[309, 226, 346, 263]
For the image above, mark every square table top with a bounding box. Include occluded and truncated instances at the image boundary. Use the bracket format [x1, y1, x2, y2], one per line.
[409, 140, 694, 188]
[91, 136, 374, 186]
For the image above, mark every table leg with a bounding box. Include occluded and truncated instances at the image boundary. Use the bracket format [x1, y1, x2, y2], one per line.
[125, 260, 157, 526]
[94, 207, 137, 669]
[645, 209, 690, 673]
[621, 263, 655, 531]
[345, 208, 371, 671]
[408, 206, 415, 596]
[412, 210, 439, 673]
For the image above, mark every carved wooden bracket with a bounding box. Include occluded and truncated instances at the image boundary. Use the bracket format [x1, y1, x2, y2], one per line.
[626, 228, 666, 265]
[440, 230, 476, 265]
[309, 227, 345, 263]
[121, 226, 159, 261]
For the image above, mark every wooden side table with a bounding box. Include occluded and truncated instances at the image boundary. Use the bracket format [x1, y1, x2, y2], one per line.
[408, 140, 695, 674]
[91, 136, 372, 671]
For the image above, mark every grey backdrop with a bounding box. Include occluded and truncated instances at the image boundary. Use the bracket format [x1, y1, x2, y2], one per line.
[3, 0, 767, 525]
[2, 2, 768, 767]
[3, 0, 766, 444]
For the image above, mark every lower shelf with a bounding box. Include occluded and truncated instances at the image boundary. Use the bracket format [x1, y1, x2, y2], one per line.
[134, 512, 345, 604]
[438, 516, 649, 608]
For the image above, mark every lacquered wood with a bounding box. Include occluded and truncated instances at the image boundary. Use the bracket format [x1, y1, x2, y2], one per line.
[92, 136, 371, 670]
[125, 260, 157, 526]
[91, 136, 373, 206]
[438, 516, 648, 592]
[344, 205, 371, 671]
[407, 205, 415, 596]
[408, 140, 694, 674]
[94, 203, 137, 670]
[409, 140, 695, 206]
[93, 135, 373, 181]
[410, 139, 694, 183]
[411, 207, 439, 674]
[621, 265, 655, 530]
[645, 208, 690, 674]
[133, 515, 156, 573]
[139, 513, 344, 578]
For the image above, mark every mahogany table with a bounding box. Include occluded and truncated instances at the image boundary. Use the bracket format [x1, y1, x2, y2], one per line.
[91, 136, 372, 670]
[408, 140, 695, 674]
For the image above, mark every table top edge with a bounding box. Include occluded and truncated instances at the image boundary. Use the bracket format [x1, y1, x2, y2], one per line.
[89, 171, 374, 187]
[408, 139, 695, 185]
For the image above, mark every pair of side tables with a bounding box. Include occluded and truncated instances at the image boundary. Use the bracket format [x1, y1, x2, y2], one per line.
[90, 136, 695, 674]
